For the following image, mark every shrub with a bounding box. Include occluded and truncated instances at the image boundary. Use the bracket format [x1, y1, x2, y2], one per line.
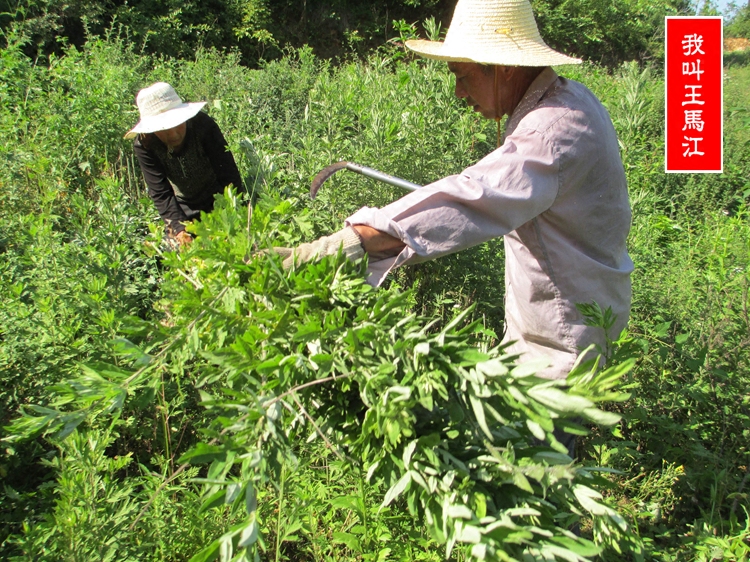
[6, 191, 643, 561]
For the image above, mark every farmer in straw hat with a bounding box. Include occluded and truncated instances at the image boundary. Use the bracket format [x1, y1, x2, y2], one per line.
[126, 82, 243, 247]
[278, 0, 632, 393]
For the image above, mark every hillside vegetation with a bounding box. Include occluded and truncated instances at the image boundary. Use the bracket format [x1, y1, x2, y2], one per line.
[1, 6, 749, 562]
[0, 0, 696, 66]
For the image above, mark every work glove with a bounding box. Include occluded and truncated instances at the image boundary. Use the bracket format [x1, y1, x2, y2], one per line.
[273, 226, 365, 269]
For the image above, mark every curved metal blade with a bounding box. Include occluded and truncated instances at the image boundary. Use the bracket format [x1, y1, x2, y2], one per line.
[310, 161, 350, 199]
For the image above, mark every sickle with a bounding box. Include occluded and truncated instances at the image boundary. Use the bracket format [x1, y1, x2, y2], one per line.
[310, 162, 422, 199]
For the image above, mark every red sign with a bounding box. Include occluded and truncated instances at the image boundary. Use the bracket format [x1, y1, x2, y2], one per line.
[665, 17, 723, 173]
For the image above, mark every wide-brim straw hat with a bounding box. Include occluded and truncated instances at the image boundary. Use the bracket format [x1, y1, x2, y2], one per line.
[406, 0, 582, 67]
[124, 82, 206, 140]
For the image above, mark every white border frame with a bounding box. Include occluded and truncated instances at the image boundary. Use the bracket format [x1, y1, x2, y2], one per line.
[664, 15, 724, 174]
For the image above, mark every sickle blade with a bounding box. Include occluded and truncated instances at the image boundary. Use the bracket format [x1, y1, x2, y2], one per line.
[310, 161, 350, 199]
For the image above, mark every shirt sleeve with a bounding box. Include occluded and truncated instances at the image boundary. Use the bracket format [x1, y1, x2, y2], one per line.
[346, 127, 560, 285]
[202, 116, 244, 193]
[134, 139, 190, 234]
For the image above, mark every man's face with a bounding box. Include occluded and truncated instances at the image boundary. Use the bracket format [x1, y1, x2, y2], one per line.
[448, 62, 497, 119]
[155, 122, 187, 150]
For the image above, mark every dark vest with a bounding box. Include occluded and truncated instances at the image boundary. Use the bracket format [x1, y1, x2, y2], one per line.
[149, 119, 221, 205]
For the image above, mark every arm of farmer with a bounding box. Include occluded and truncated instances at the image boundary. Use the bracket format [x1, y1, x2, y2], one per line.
[276, 128, 557, 271]
[202, 114, 243, 194]
[346, 127, 559, 286]
[134, 138, 191, 235]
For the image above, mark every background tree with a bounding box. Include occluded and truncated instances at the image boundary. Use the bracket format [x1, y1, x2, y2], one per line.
[726, 2, 750, 36]
[2, 0, 697, 67]
[530, 0, 692, 66]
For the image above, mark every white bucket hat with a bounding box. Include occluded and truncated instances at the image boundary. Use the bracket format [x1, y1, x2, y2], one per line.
[406, 0, 582, 67]
[124, 82, 207, 140]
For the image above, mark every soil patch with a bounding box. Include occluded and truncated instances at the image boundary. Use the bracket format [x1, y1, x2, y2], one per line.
[725, 37, 750, 52]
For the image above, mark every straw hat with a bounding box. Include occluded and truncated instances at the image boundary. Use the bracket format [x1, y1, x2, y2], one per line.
[406, 0, 582, 67]
[124, 82, 207, 140]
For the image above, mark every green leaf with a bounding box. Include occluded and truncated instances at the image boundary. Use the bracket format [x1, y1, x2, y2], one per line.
[510, 358, 551, 378]
[541, 544, 590, 561]
[526, 419, 546, 440]
[469, 392, 492, 439]
[455, 523, 482, 543]
[382, 472, 411, 507]
[188, 540, 220, 562]
[55, 412, 88, 440]
[238, 520, 259, 548]
[447, 504, 473, 520]
[330, 495, 360, 511]
[473, 493, 487, 519]
[178, 443, 228, 464]
[365, 461, 380, 482]
[555, 419, 590, 436]
[527, 386, 593, 413]
[384, 385, 411, 403]
[245, 482, 257, 515]
[409, 469, 429, 491]
[477, 359, 509, 377]
[471, 543, 487, 560]
[414, 342, 430, 356]
[505, 507, 542, 517]
[573, 485, 607, 515]
[513, 471, 534, 493]
[200, 489, 227, 513]
[549, 536, 601, 557]
[581, 407, 621, 426]
[533, 451, 573, 464]
[403, 439, 418, 467]
[226, 482, 242, 504]
[439, 306, 475, 337]
[332, 532, 361, 551]
[455, 348, 490, 365]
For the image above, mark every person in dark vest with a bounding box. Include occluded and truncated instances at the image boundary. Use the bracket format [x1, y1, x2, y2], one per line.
[125, 82, 243, 247]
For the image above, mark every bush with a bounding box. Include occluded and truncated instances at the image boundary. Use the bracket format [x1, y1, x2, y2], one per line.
[531, 0, 692, 66]
[5, 190, 643, 561]
[726, 5, 750, 39]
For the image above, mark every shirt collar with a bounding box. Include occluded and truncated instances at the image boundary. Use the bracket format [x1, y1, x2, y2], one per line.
[504, 67, 559, 138]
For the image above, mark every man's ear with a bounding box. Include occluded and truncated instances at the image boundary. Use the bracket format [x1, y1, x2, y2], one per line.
[498, 65, 517, 80]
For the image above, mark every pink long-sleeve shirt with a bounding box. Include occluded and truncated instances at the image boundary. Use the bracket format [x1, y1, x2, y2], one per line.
[346, 68, 633, 380]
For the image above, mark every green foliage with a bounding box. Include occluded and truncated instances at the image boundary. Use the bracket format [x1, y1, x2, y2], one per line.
[0, 27, 149, 208]
[595, 197, 750, 558]
[589, 61, 750, 555]
[1, 0, 450, 66]
[2, 24, 750, 562]
[531, 0, 691, 66]
[726, 5, 750, 39]
[0, 178, 159, 416]
[6, 190, 643, 561]
[1, 0, 699, 68]
[8, 424, 240, 561]
[627, 208, 750, 495]
[0, 0, 109, 52]
[0, 177, 161, 550]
